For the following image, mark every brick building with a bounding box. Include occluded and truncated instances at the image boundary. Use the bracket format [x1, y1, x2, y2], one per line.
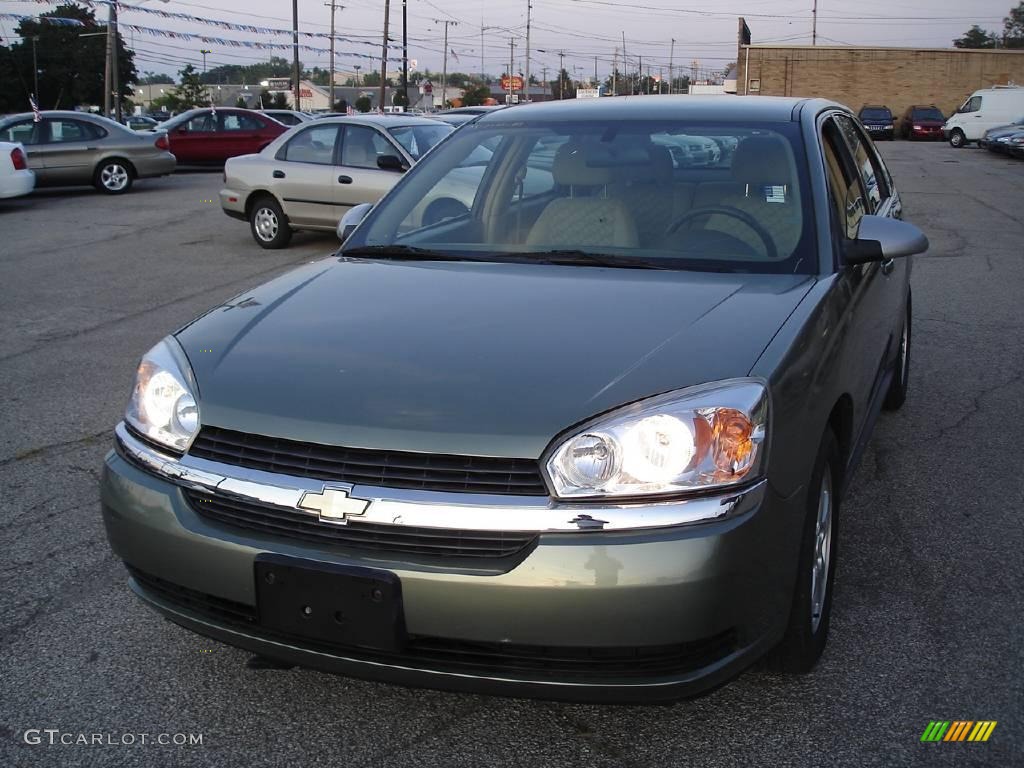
[734, 18, 1024, 119]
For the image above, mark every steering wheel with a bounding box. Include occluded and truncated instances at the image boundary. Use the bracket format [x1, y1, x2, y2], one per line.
[664, 205, 778, 262]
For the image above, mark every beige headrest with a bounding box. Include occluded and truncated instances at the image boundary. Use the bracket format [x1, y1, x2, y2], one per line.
[553, 143, 616, 187]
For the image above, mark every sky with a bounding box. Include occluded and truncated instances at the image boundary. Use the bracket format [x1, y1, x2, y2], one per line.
[0, 0, 1017, 83]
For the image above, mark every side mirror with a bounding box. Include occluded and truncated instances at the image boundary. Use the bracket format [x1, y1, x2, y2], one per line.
[844, 215, 929, 264]
[377, 154, 408, 172]
[336, 202, 373, 243]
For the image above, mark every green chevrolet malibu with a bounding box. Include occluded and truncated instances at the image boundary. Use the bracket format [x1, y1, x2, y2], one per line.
[101, 96, 928, 702]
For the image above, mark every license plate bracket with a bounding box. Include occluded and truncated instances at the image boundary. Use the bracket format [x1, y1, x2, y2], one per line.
[254, 554, 406, 653]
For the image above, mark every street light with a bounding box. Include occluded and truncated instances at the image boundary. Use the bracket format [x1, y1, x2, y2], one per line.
[353, 64, 361, 87]
[200, 49, 212, 77]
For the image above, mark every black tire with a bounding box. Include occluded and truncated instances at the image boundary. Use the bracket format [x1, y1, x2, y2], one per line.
[94, 158, 134, 194]
[422, 198, 470, 226]
[766, 429, 841, 674]
[949, 129, 966, 148]
[883, 294, 911, 411]
[249, 195, 292, 249]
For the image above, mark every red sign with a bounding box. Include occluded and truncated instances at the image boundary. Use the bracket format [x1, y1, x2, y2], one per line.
[300, 88, 313, 98]
[500, 75, 524, 91]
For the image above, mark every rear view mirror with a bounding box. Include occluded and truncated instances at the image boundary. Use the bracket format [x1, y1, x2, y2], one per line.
[844, 215, 929, 264]
[377, 154, 407, 172]
[336, 203, 373, 243]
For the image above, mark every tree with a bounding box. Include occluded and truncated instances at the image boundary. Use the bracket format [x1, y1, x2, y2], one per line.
[235, 96, 247, 108]
[355, 95, 372, 113]
[139, 71, 174, 85]
[270, 91, 289, 109]
[1003, 2, 1024, 47]
[392, 88, 409, 108]
[173, 64, 209, 108]
[953, 24, 997, 48]
[550, 68, 575, 99]
[460, 84, 491, 106]
[1, 3, 136, 111]
[332, 99, 348, 112]
[202, 56, 296, 85]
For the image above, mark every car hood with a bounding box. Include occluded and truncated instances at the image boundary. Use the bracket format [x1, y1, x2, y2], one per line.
[176, 259, 814, 458]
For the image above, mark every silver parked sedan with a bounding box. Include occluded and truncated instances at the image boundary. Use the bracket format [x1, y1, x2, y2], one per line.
[0, 111, 176, 194]
[220, 115, 453, 248]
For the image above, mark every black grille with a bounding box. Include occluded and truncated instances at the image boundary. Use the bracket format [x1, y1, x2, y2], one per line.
[127, 565, 737, 680]
[189, 426, 548, 496]
[185, 489, 538, 560]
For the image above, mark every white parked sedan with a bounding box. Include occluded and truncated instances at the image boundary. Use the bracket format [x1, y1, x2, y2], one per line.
[0, 141, 35, 198]
[220, 115, 453, 248]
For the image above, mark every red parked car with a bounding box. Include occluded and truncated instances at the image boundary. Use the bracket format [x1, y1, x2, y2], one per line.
[158, 108, 288, 164]
[899, 105, 945, 141]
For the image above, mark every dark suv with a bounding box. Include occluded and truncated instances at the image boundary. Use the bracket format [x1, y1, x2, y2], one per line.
[858, 105, 894, 140]
[900, 105, 945, 141]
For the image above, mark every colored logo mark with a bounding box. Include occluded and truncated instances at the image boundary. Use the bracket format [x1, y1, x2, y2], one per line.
[921, 721, 997, 742]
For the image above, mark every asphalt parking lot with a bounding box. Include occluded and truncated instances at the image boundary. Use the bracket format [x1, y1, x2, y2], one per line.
[1, 142, 1022, 767]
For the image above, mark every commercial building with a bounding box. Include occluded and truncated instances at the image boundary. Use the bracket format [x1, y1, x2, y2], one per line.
[734, 18, 1024, 119]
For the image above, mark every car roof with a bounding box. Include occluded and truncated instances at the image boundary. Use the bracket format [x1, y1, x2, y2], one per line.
[310, 114, 451, 128]
[475, 95, 832, 124]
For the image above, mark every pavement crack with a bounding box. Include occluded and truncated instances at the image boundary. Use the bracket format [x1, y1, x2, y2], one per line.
[0, 428, 112, 468]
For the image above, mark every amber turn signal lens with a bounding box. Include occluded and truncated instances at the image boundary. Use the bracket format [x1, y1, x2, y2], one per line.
[710, 408, 756, 478]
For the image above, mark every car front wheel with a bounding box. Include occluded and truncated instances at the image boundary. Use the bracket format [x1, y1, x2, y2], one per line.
[94, 158, 134, 194]
[949, 129, 966, 148]
[249, 196, 292, 249]
[766, 428, 840, 674]
[883, 295, 911, 411]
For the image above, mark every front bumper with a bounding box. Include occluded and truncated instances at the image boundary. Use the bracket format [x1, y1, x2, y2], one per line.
[101, 425, 802, 702]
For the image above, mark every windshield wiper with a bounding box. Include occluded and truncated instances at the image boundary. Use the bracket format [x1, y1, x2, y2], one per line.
[501, 250, 674, 270]
[340, 245, 497, 263]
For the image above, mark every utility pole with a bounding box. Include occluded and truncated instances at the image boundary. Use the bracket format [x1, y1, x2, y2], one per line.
[200, 49, 211, 76]
[541, 65, 547, 99]
[594, 55, 598, 86]
[621, 31, 628, 94]
[292, 0, 300, 110]
[524, 0, 532, 102]
[509, 38, 515, 103]
[668, 37, 675, 94]
[379, 0, 391, 111]
[658, 67, 663, 94]
[436, 20, 457, 110]
[812, 0, 818, 46]
[103, 2, 115, 117]
[325, 1, 343, 110]
[638, 55, 643, 93]
[558, 51, 565, 99]
[31, 36, 39, 102]
[401, 0, 408, 108]
[611, 48, 617, 96]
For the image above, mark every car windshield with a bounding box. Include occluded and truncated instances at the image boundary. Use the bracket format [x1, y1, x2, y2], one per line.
[912, 108, 944, 121]
[387, 123, 454, 159]
[859, 108, 890, 120]
[345, 119, 816, 275]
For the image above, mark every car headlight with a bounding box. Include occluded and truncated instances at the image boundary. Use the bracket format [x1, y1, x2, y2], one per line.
[544, 379, 768, 499]
[124, 338, 200, 453]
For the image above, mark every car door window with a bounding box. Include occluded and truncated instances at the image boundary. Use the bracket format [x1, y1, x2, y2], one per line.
[960, 96, 982, 113]
[833, 114, 887, 213]
[183, 113, 216, 132]
[821, 118, 865, 240]
[340, 125, 395, 169]
[47, 119, 100, 143]
[278, 124, 339, 164]
[221, 113, 265, 132]
[0, 120, 42, 145]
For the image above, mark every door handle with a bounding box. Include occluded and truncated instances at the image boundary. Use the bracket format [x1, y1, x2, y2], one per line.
[881, 258, 895, 276]
[338, 175, 353, 184]
[272, 170, 285, 179]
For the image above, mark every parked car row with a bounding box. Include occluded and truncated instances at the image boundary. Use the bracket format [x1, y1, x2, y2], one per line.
[855, 104, 945, 141]
[944, 86, 1024, 148]
[978, 116, 1024, 159]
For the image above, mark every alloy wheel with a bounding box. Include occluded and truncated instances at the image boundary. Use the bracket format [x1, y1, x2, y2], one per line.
[101, 163, 129, 191]
[810, 465, 833, 634]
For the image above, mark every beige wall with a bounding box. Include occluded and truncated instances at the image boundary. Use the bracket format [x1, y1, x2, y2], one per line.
[736, 45, 1024, 120]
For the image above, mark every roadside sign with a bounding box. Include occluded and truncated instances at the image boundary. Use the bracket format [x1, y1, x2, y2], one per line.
[500, 75, 524, 91]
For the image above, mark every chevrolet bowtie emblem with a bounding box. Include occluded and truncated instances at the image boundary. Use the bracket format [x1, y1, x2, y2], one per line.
[297, 486, 370, 524]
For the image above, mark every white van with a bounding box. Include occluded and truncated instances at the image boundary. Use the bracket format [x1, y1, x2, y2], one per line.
[944, 86, 1024, 147]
